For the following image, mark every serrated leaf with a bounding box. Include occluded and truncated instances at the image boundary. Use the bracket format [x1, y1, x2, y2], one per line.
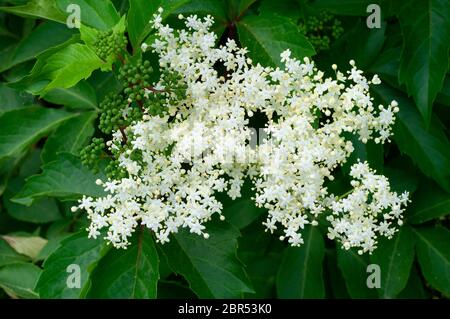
[88, 228, 159, 298]
[336, 247, 378, 298]
[7, 35, 81, 94]
[276, 226, 325, 298]
[237, 13, 315, 67]
[0, 21, 75, 72]
[0, 238, 29, 267]
[39, 43, 105, 93]
[370, 226, 415, 298]
[398, 0, 450, 125]
[0, 263, 41, 299]
[2, 235, 47, 261]
[56, 0, 120, 30]
[161, 220, 254, 298]
[36, 231, 109, 298]
[12, 152, 105, 206]
[43, 81, 97, 110]
[407, 179, 450, 224]
[41, 112, 96, 163]
[0, 106, 75, 161]
[0, 0, 67, 23]
[414, 226, 450, 297]
[373, 85, 450, 193]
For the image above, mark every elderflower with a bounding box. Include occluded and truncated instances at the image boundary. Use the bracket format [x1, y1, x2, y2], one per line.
[74, 10, 408, 253]
[327, 162, 409, 254]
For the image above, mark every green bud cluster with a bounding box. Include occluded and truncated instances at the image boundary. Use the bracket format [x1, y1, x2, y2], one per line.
[80, 137, 106, 173]
[299, 12, 344, 52]
[118, 58, 153, 100]
[98, 93, 141, 134]
[155, 70, 187, 115]
[105, 137, 129, 179]
[95, 29, 127, 61]
[82, 50, 188, 179]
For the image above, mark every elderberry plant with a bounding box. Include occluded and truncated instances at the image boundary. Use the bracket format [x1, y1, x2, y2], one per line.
[74, 10, 407, 254]
[1, 0, 449, 300]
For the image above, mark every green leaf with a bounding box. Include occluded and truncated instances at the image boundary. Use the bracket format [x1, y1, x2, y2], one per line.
[0, 238, 29, 267]
[237, 13, 315, 67]
[157, 281, 197, 299]
[407, 179, 450, 224]
[0, 21, 75, 72]
[56, 0, 120, 30]
[3, 176, 62, 224]
[276, 226, 325, 298]
[343, 135, 384, 175]
[12, 152, 105, 206]
[41, 112, 96, 163]
[370, 226, 415, 298]
[325, 249, 350, 298]
[397, 265, 430, 299]
[88, 70, 121, 101]
[223, 198, 266, 229]
[174, 0, 227, 21]
[7, 34, 81, 94]
[228, 0, 258, 18]
[258, 0, 300, 21]
[0, 83, 33, 113]
[238, 223, 283, 298]
[310, 0, 377, 16]
[127, 0, 190, 50]
[0, 0, 67, 23]
[88, 228, 159, 298]
[0, 263, 41, 299]
[1, 235, 47, 261]
[36, 231, 109, 298]
[161, 220, 254, 298]
[336, 247, 378, 298]
[0, 106, 75, 161]
[373, 85, 450, 193]
[42, 81, 97, 110]
[219, 180, 266, 229]
[414, 226, 450, 297]
[38, 43, 105, 93]
[127, 0, 161, 50]
[436, 75, 450, 106]
[398, 0, 450, 125]
[384, 156, 420, 194]
[346, 21, 386, 69]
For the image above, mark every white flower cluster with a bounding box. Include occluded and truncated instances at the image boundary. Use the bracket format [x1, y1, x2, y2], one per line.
[74, 10, 408, 253]
[327, 162, 409, 254]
